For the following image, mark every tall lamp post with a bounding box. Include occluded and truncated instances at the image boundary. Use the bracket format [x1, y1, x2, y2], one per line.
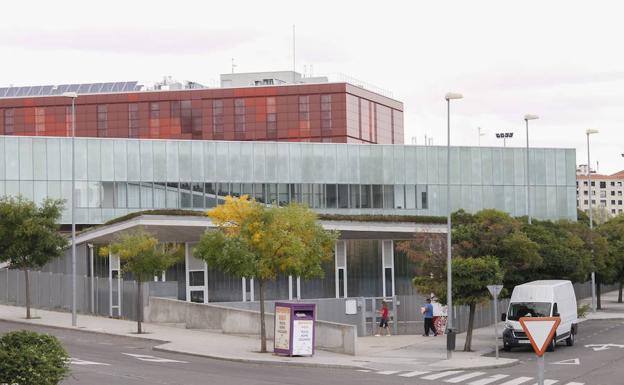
[524, 114, 539, 225]
[445, 92, 463, 359]
[586, 128, 599, 313]
[63, 91, 78, 327]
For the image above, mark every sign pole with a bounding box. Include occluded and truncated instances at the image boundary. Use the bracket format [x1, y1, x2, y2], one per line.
[519, 316, 560, 385]
[493, 297, 499, 359]
[487, 284, 503, 360]
[537, 355, 545, 385]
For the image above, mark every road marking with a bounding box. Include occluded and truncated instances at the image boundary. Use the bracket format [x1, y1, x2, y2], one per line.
[398, 371, 430, 377]
[376, 370, 400, 375]
[70, 358, 111, 366]
[531, 380, 558, 385]
[468, 374, 510, 385]
[585, 343, 624, 351]
[552, 358, 580, 365]
[564, 382, 584, 385]
[122, 353, 188, 363]
[498, 377, 533, 385]
[356, 369, 371, 372]
[421, 371, 464, 380]
[445, 372, 486, 383]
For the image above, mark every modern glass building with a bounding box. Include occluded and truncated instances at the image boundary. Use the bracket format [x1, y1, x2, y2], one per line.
[0, 135, 577, 306]
[0, 135, 577, 225]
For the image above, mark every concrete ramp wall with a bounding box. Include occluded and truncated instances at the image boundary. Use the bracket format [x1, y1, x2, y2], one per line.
[145, 297, 357, 355]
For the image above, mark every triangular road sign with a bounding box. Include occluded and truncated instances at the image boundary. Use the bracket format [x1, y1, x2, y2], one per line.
[519, 317, 560, 357]
[552, 358, 580, 365]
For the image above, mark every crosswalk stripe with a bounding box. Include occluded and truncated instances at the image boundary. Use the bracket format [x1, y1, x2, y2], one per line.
[422, 371, 464, 380]
[531, 381, 558, 385]
[398, 371, 430, 377]
[377, 370, 400, 375]
[356, 369, 371, 372]
[564, 382, 584, 385]
[468, 374, 510, 385]
[445, 372, 486, 383]
[499, 377, 533, 385]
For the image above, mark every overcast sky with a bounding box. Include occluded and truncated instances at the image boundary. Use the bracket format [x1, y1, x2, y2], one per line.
[2, 0, 623, 174]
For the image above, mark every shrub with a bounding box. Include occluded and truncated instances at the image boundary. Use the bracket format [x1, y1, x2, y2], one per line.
[0, 330, 70, 385]
[577, 304, 591, 318]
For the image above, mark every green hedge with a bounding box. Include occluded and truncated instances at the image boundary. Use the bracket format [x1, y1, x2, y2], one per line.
[0, 330, 70, 385]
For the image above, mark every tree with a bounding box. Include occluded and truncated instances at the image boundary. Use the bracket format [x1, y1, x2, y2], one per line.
[0, 330, 70, 385]
[193, 196, 338, 353]
[0, 196, 68, 319]
[413, 254, 503, 351]
[452, 209, 541, 290]
[598, 215, 624, 303]
[523, 220, 594, 283]
[102, 230, 179, 333]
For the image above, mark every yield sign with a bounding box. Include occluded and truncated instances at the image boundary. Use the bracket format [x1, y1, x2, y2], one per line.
[519, 316, 560, 357]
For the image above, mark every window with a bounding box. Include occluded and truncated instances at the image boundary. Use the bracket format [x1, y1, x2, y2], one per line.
[584, 200, 588, 205]
[619, 200, 623, 205]
[583, 181, 588, 186]
[619, 182, 623, 187]
[611, 200, 616, 205]
[600, 200, 607, 207]
[612, 209, 616, 214]
[266, 97, 276, 138]
[600, 181, 606, 188]
[35, 107, 45, 134]
[612, 191, 616, 196]
[97, 105, 108, 137]
[600, 191, 607, 198]
[189, 271, 205, 287]
[611, 182, 616, 187]
[181, 100, 192, 133]
[212, 100, 224, 134]
[3, 108, 14, 134]
[321, 94, 332, 130]
[299, 95, 310, 123]
[583, 190, 588, 195]
[619, 191, 623, 196]
[234, 98, 245, 133]
[591, 181, 595, 186]
[128, 104, 139, 137]
[150, 102, 160, 135]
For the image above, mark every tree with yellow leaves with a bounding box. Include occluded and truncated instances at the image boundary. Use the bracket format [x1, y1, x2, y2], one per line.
[193, 195, 338, 353]
[101, 230, 179, 334]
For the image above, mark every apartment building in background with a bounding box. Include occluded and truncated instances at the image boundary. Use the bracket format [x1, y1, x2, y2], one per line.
[576, 165, 624, 216]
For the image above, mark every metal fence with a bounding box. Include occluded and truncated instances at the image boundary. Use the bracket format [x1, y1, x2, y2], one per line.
[0, 268, 177, 321]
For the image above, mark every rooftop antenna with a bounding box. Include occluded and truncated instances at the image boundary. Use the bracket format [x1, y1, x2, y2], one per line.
[231, 58, 236, 74]
[292, 24, 296, 83]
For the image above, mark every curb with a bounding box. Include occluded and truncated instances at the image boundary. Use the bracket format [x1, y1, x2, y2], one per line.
[152, 346, 365, 370]
[0, 317, 169, 345]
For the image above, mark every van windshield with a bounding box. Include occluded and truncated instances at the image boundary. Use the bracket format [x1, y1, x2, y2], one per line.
[508, 302, 551, 320]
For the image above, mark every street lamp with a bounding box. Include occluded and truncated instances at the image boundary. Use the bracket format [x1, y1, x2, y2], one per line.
[62, 91, 78, 327]
[478, 127, 486, 147]
[586, 128, 599, 313]
[445, 92, 462, 360]
[524, 114, 539, 225]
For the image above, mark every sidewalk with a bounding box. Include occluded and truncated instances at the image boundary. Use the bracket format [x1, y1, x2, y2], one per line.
[0, 303, 516, 371]
[578, 289, 624, 320]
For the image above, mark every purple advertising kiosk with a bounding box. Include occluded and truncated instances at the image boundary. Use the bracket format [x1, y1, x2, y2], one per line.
[273, 302, 316, 356]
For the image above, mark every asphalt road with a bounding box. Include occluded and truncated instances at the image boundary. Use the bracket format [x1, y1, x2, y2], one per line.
[1, 319, 623, 385]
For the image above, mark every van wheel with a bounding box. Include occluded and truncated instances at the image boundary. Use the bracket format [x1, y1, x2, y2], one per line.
[547, 335, 557, 352]
[566, 333, 575, 346]
[503, 343, 512, 352]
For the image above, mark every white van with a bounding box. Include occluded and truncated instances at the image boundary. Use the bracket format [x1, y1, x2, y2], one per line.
[501, 280, 578, 351]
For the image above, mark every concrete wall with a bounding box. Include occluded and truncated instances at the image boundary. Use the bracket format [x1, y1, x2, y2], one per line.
[145, 297, 357, 355]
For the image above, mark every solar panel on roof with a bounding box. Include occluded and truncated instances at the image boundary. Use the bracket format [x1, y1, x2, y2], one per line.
[101, 83, 113, 92]
[0, 81, 144, 98]
[68, 84, 79, 92]
[30, 86, 42, 96]
[40, 86, 53, 95]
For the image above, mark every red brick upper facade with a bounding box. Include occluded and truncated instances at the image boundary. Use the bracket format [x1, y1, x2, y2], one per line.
[0, 83, 403, 144]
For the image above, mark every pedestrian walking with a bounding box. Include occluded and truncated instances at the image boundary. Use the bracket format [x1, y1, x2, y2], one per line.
[422, 298, 437, 336]
[375, 301, 391, 336]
